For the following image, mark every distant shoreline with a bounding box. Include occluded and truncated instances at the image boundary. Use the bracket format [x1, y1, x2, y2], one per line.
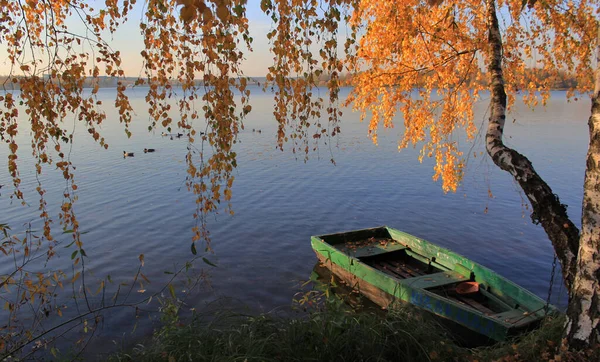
[0, 73, 581, 92]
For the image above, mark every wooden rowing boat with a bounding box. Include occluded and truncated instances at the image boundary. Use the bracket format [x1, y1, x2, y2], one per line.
[311, 226, 555, 342]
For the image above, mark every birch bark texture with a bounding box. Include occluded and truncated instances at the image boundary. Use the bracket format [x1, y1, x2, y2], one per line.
[484, 0, 580, 294]
[485, 0, 600, 348]
[340, 1, 598, 347]
[565, 23, 600, 348]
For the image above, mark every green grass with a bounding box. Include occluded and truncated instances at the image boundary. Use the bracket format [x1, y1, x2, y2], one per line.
[104, 255, 596, 362]
[109, 301, 583, 362]
[111, 303, 466, 362]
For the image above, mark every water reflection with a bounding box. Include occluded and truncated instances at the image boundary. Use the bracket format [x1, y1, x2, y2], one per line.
[307, 262, 385, 313]
[0, 87, 585, 355]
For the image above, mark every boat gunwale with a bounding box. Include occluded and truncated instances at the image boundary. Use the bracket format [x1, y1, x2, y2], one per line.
[313, 236, 515, 326]
[310, 225, 555, 339]
[312, 225, 553, 311]
[384, 227, 555, 315]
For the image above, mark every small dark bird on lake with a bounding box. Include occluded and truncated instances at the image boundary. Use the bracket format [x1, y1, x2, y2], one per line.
[162, 132, 185, 137]
[257, 129, 262, 133]
[144, 148, 156, 153]
[123, 151, 134, 157]
[252, 128, 255, 132]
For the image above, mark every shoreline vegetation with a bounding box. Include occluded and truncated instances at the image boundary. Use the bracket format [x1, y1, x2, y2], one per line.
[107, 301, 591, 362]
[0, 68, 579, 91]
[105, 273, 596, 362]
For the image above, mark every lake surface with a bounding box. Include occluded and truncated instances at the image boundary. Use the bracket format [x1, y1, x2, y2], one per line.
[0, 87, 589, 357]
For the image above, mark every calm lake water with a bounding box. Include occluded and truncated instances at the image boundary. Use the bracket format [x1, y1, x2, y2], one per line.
[0, 87, 589, 356]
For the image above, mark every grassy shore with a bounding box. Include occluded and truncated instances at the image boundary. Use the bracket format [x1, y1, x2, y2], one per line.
[106, 269, 599, 362]
[108, 299, 592, 362]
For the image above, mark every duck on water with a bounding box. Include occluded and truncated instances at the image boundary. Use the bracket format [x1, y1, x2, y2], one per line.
[161, 132, 184, 137]
[161, 131, 204, 137]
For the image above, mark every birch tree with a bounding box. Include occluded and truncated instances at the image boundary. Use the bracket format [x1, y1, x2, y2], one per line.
[566, 22, 600, 349]
[263, 0, 599, 349]
[1, 0, 599, 354]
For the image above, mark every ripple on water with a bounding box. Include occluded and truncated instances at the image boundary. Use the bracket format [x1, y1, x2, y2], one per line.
[0, 89, 585, 355]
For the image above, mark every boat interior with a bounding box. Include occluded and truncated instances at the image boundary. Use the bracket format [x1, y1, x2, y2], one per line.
[316, 227, 545, 321]
[357, 244, 514, 316]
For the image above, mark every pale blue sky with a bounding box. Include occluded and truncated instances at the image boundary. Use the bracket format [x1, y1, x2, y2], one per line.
[0, 0, 274, 77]
[93, 0, 275, 77]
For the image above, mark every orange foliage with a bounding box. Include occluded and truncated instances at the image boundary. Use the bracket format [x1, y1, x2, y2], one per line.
[0, 0, 251, 354]
[0, 0, 598, 354]
[343, 0, 597, 191]
[0, 0, 251, 249]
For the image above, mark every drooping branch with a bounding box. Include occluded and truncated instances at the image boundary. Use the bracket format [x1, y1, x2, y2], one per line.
[485, 0, 580, 292]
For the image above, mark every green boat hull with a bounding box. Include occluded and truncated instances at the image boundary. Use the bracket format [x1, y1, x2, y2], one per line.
[311, 226, 555, 342]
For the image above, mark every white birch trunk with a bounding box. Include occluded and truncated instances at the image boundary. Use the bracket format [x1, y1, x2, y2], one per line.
[484, 0, 580, 292]
[565, 23, 600, 349]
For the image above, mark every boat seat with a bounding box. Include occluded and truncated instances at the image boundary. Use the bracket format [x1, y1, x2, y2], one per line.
[490, 309, 541, 327]
[343, 243, 407, 258]
[401, 270, 467, 289]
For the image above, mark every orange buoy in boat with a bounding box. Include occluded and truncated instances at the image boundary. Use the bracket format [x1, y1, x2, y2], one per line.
[456, 281, 479, 295]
